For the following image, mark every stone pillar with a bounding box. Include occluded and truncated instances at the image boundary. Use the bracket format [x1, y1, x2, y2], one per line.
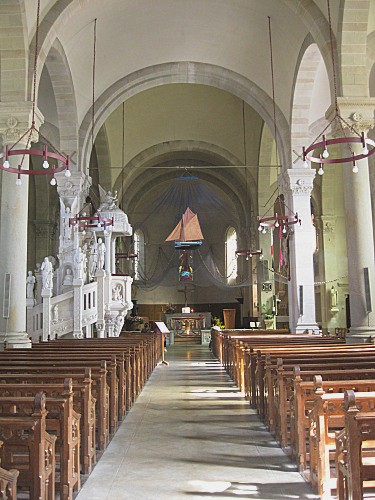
[283, 169, 319, 333]
[104, 231, 112, 275]
[0, 106, 42, 349]
[330, 100, 375, 341]
[112, 236, 116, 274]
[41, 288, 52, 342]
[73, 278, 83, 338]
[96, 269, 106, 338]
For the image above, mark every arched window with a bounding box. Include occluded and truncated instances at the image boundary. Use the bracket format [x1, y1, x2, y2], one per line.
[133, 229, 145, 280]
[225, 227, 237, 284]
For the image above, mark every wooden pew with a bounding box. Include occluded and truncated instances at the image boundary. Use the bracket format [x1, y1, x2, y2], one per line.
[0, 379, 80, 500]
[0, 361, 109, 452]
[309, 383, 375, 498]
[0, 440, 19, 500]
[0, 392, 56, 500]
[0, 373, 95, 475]
[292, 373, 375, 474]
[335, 390, 375, 500]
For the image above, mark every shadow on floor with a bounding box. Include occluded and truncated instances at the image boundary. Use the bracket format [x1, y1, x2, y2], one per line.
[184, 480, 319, 498]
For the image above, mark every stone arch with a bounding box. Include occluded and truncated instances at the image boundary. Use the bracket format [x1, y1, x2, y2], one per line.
[93, 125, 111, 188]
[43, 39, 78, 162]
[338, 0, 372, 97]
[1, 0, 28, 101]
[79, 62, 291, 173]
[291, 40, 328, 164]
[114, 139, 253, 227]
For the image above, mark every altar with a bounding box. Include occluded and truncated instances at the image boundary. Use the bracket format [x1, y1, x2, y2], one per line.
[163, 312, 211, 344]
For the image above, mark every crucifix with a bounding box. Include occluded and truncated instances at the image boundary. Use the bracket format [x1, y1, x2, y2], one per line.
[178, 285, 193, 307]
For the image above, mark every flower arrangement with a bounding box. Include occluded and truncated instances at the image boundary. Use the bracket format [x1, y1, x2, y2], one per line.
[212, 317, 225, 329]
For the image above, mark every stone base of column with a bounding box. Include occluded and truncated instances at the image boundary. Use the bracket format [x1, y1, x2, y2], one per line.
[0, 332, 32, 350]
[293, 323, 320, 335]
[346, 326, 375, 344]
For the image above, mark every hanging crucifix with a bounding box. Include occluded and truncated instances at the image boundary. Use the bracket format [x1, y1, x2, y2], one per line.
[178, 285, 193, 307]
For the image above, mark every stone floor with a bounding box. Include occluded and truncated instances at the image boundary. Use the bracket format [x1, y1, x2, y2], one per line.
[76, 345, 319, 499]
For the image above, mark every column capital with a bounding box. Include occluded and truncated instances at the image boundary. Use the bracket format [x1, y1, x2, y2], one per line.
[56, 171, 91, 209]
[0, 102, 44, 147]
[282, 168, 316, 197]
[326, 98, 375, 135]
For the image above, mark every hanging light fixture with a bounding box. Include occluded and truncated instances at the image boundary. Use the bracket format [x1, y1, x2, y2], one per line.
[69, 212, 114, 236]
[0, 0, 70, 184]
[302, 0, 375, 174]
[236, 249, 263, 261]
[257, 16, 301, 235]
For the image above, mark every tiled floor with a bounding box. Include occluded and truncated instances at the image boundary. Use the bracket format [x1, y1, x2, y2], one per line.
[76, 345, 319, 499]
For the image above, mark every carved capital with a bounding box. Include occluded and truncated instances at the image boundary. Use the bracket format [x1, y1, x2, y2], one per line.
[283, 169, 315, 197]
[56, 171, 92, 209]
[326, 98, 375, 135]
[0, 104, 44, 147]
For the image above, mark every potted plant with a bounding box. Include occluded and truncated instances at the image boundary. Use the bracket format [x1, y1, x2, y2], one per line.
[261, 305, 276, 330]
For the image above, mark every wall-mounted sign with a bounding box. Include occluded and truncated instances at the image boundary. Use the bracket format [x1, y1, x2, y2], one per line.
[262, 283, 272, 292]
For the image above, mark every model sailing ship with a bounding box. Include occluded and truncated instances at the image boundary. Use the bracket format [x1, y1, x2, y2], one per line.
[165, 207, 204, 282]
[165, 207, 204, 250]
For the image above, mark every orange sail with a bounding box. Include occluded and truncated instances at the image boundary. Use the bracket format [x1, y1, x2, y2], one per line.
[165, 207, 204, 242]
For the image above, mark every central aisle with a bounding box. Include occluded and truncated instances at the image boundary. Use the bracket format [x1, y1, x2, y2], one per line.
[77, 346, 318, 499]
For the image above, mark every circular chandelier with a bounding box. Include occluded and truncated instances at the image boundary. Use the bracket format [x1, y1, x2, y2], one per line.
[258, 212, 301, 235]
[115, 252, 138, 260]
[0, 0, 70, 185]
[236, 249, 263, 261]
[69, 213, 114, 236]
[302, 0, 375, 175]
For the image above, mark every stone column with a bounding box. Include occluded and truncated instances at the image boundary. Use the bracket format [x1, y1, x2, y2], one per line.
[41, 288, 52, 342]
[0, 106, 42, 349]
[104, 231, 112, 275]
[95, 269, 106, 338]
[331, 100, 375, 341]
[112, 236, 116, 274]
[283, 169, 319, 333]
[73, 278, 83, 338]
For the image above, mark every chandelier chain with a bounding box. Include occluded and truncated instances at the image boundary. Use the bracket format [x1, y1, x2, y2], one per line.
[92, 19, 97, 152]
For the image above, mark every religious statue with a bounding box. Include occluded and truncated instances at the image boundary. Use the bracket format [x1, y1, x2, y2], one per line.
[26, 270, 36, 299]
[63, 206, 72, 242]
[52, 305, 59, 322]
[41, 257, 54, 290]
[112, 284, 123, 302]
[97, 238, 106, 271]
[89, 240, 98, 279]
[114, 313, 125, 336]
[74, 247, 85, 280]
[98, 185, 119, 211]
[62, 268, 73, 285]
[330, 285, 338, 309]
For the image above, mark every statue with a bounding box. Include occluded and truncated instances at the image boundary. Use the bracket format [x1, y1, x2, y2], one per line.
[41, 257, 54, 290]
[63, 206, 72, 242]
[97, 238, 106, 271]
[26, 270, 36, 299]
[330, 285, 338, 308]
[114, 313, 125, 336]
[74, 247, 85, 280]
[98, 185, 118, 210]
[63, 268, 73, 285]
[89, 240, 98, 279]
[112, 284, 123, 302]
[52, 305, 59, 322]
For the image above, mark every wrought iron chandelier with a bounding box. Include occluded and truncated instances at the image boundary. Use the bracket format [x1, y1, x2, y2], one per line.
[69, 213, 113, 236]
[302, 0, 375, 175]
[0, 0, 70, 185]
[235, 249, 263, 261]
